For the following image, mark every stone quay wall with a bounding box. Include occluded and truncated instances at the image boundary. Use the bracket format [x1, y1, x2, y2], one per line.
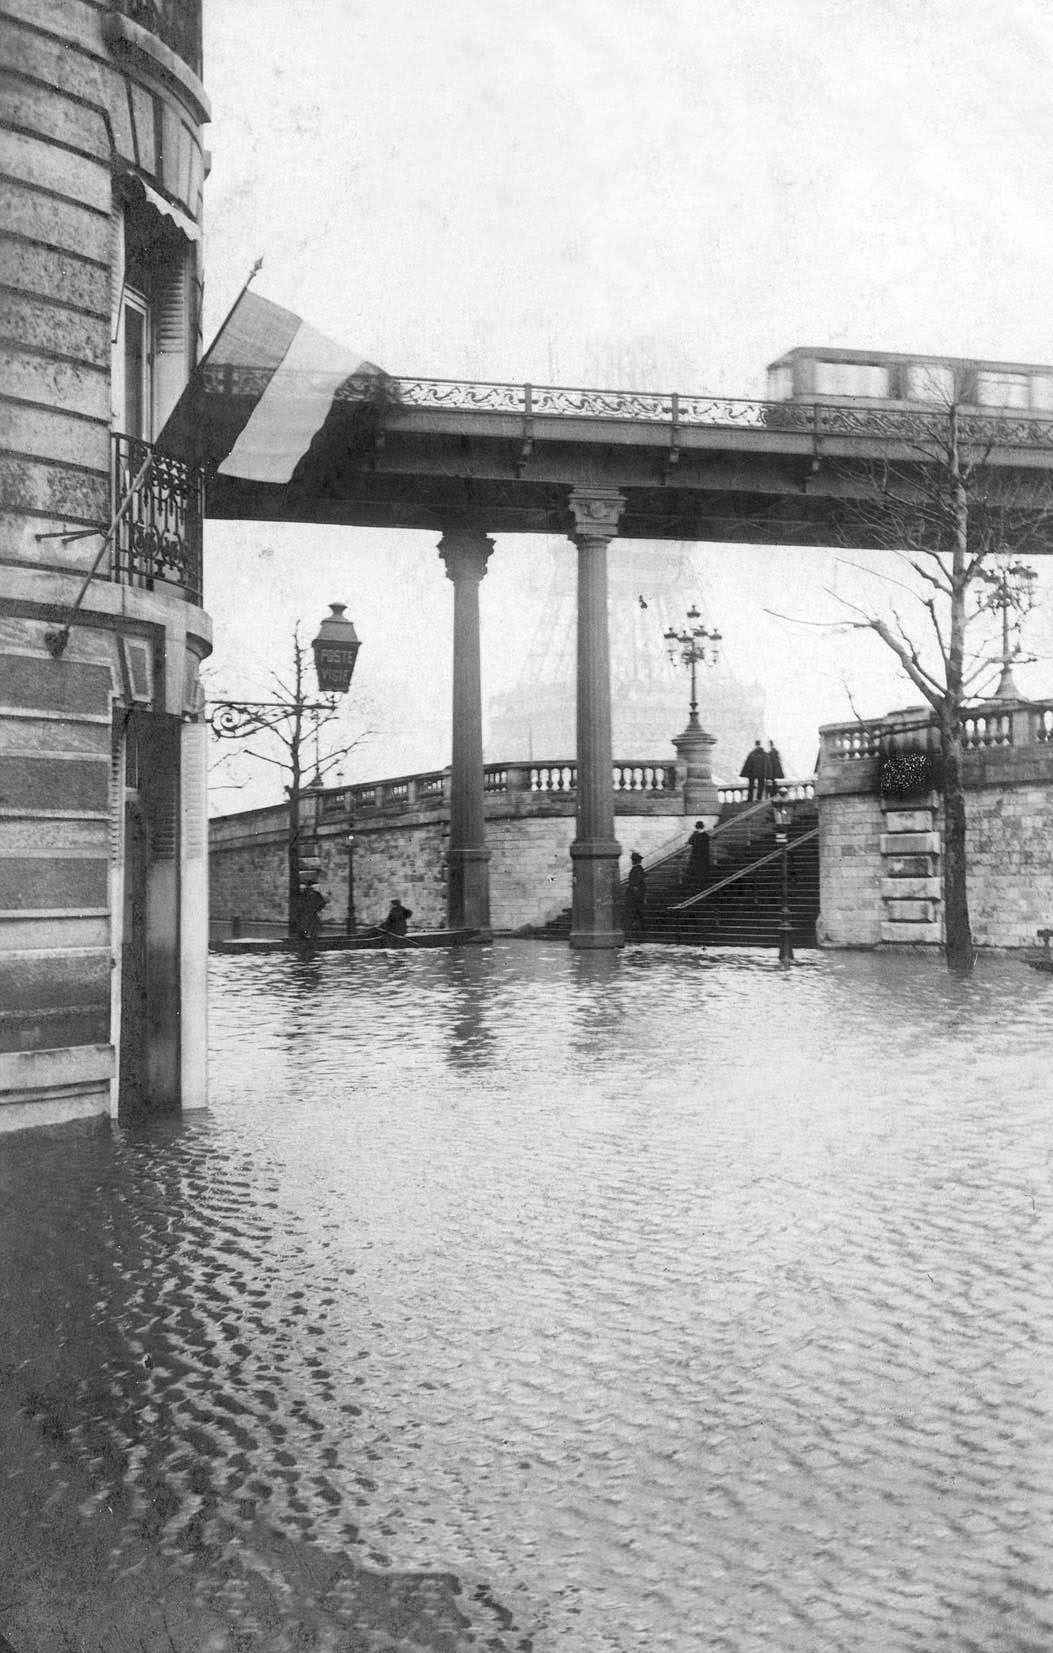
[209, 759, 693, 937]
[817, 699, 1053, 949]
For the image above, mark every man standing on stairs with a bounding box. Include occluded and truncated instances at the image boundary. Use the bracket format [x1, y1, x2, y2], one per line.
[682, 822, 712, 896]
[740, 740, 767, 802]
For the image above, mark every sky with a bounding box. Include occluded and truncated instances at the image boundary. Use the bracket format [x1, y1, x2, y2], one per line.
[200, 0, 1053, 811]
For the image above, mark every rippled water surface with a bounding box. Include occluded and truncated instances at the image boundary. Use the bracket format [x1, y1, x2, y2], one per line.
[3, 942, 1053, 1651]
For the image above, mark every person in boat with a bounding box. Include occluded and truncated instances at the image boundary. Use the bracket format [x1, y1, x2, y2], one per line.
[682, 821, 711, 896]
[624, 851, 647, 938]
[740, 739, 767, 802]
[294, 882, 328, 957]
[384, 898, 413, 937]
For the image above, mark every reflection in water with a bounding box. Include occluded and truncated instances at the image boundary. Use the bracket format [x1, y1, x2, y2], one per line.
[443, 950, 498, 1072]
[1, 941, 1053, 1652]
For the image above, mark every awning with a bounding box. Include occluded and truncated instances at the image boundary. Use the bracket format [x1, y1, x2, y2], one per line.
[121, 167, 201, 243]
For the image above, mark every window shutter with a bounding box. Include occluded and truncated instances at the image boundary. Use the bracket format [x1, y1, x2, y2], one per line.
[153, 254, 190, 431]
[156, 259, 188, 355]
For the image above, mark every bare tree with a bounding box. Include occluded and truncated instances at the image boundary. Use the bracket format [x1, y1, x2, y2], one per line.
[830, 404, 1050, 973]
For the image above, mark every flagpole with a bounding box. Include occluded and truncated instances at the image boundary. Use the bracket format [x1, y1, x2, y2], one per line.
[170, 256, 263, 470]
[197, 255, 263, 372]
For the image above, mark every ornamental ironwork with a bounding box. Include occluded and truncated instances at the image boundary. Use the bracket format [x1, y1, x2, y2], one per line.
[111, 433, 204, 605]
[206, 699, 336, 740]
[389, 379, 1053, 450]
[194, 358, 1053, 453]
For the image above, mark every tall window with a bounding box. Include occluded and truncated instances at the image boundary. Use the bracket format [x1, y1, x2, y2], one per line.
[120, 289, 152, 439]
[111, 196, 195, 441]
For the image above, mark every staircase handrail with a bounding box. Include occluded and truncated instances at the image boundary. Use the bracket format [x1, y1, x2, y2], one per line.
[637, 796, 775, 878]
[669, 825, 820, 911]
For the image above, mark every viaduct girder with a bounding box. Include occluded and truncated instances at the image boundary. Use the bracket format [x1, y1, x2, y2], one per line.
[202, 379, 1053, 549]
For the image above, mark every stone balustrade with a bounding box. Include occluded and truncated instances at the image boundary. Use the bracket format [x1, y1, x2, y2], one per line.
[716, 780, 816, 806]
[820, 700, 1053, 773]
[307, 757, 685, 825]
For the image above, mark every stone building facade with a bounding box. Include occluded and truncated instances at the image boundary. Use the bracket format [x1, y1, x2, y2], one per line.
[817, 700, 1053, 949]
[1, 0, 211, 1130]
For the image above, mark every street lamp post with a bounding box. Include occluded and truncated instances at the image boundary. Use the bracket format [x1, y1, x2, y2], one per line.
[664, 605, 722, 819]
[207, 603, 361, 938]
[772, 793, 795, 965]
[979, 559, 1038, 700]
[663, 605, 721, 730]
[346, 827, 357, 937]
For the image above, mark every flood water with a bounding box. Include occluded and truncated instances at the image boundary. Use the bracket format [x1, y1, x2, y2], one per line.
[2, 942, 1053, 1652]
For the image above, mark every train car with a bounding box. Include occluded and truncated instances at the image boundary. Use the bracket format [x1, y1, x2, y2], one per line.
[765, 346, 1053, 415]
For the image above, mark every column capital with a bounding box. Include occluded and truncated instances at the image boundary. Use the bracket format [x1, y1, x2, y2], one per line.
[438, 527, 494, 583]
[567, 488, 626, 545]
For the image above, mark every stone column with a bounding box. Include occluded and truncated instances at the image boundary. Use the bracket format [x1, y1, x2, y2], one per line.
[439, 528, 494, 937]
[568, 489, 625, 949]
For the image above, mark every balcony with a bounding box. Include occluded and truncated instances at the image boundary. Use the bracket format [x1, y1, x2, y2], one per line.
[111, 433, 204, 606]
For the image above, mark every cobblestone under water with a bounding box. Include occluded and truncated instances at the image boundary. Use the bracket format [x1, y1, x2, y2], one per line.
[1, 942, 1052, 1652]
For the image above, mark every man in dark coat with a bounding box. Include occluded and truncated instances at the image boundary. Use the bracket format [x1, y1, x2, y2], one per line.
[682, 821, 711, 896]
[740, 740, 767, 802]
[294, 882, 327, 957]
[384, 898, 413, 937]
[765, 740, 785, 798]
[624, 852, 647, 938]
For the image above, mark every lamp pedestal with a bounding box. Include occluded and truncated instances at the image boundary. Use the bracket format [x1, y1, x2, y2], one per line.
[672, 717, 719, 819]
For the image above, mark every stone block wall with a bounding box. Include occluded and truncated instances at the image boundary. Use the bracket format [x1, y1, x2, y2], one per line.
[209, 813, 288, 927]
[817, 794, 884, 947]
[209, 796, 687, 936]
[349, 822, 448, 932]
[967, 784, 1053, 946]
[818, 704, 1053, 949]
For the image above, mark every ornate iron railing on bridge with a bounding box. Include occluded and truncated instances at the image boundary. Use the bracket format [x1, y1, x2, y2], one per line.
[387, 378, 1053, 451]
[111, 433, 204, 606]
[201, 361, 1053, 452]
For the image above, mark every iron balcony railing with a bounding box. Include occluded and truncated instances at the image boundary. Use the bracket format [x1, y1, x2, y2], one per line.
[111, 432, 204, 606]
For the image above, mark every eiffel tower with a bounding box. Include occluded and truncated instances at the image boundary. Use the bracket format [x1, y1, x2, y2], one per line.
[486, 538, 766, 779]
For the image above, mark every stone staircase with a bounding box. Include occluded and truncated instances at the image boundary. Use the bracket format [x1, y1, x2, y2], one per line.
[530, 795, 820, 947]
[644, 814, 820, 947]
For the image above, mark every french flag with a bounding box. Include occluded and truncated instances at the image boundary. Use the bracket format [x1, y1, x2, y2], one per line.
[160, 288, 384, 485]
